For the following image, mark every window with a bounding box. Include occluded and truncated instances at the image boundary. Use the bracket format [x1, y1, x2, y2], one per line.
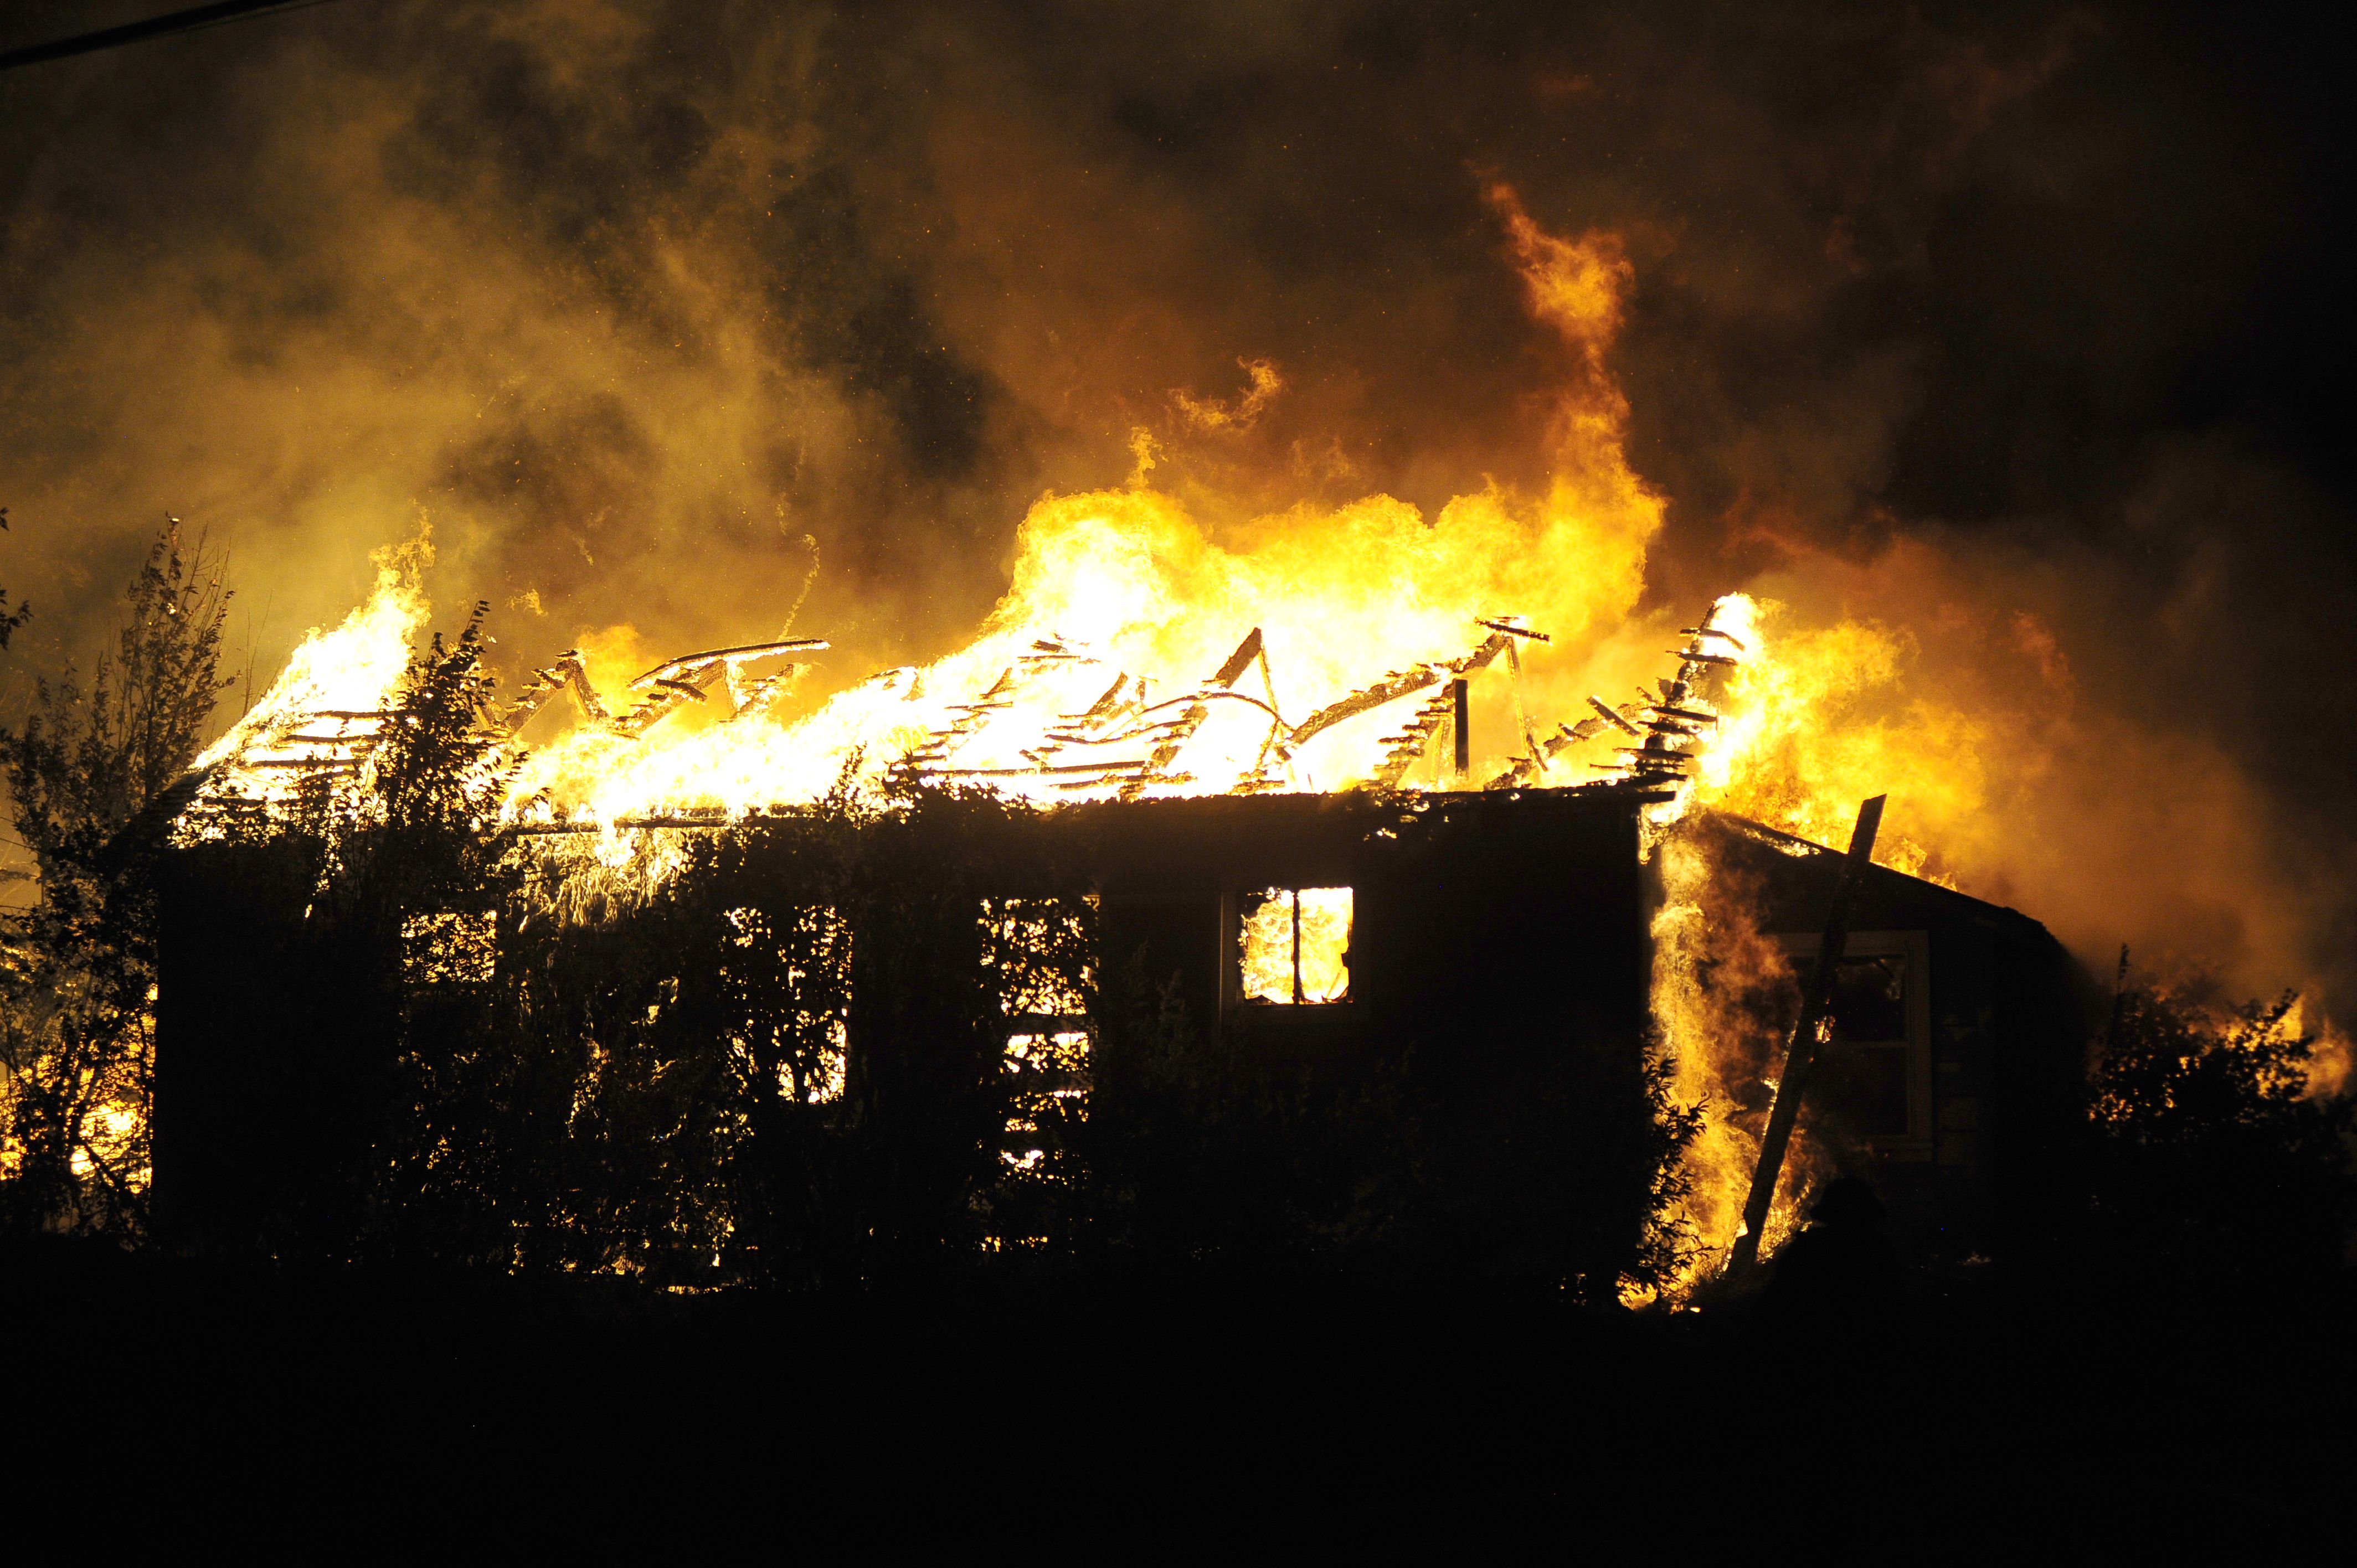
[981, 897, 1092, 1024]
[1238, 886, 1353, 1005]
[1820, 954, 1910, 1136]
[1001, 1030, 1090, 1172]
[982, 898, 1094, 1175]
[720, 905, 850, 1105]
[1777, 931, 1930, 1149]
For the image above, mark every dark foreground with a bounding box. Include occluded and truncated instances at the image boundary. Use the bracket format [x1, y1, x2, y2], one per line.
[7, 1237, 2346, 1538]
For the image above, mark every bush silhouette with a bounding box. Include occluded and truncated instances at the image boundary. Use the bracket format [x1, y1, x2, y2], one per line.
[2087, 971, 2356, 1294]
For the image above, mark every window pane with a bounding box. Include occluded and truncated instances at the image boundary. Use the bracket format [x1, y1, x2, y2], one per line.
[1829, 953, 1906, 1042]
[1817, 1043, 1911, 1136]
[1239, 889, 1296, 1003]
[1295, 887, 1352, 1003]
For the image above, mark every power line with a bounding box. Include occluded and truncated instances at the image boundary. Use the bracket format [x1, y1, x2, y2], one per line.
[0, 1, 352, 75]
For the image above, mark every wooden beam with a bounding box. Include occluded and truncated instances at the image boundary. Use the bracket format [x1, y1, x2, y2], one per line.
[1451, 677, 1470, 781]
[1725, 793, 1887, 1278]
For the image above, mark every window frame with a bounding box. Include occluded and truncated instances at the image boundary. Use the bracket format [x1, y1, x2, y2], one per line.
[1775, 928, 1933, 1158]
[1223, 885, 1357, 1012]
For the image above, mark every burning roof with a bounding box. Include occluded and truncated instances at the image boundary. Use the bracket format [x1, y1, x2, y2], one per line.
[176, 540, 1762, 842]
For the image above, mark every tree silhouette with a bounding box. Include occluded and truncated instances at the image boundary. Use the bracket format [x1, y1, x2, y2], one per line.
[0, 523, 231, 1236]
[286, 603, 529, 1258]
[0, 508, 30, 649]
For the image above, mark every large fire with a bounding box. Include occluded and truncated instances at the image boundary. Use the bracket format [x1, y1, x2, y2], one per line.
[177, 186, 1990, 1283]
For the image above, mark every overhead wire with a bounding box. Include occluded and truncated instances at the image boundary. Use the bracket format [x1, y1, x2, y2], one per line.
[0, 0, 356, 75]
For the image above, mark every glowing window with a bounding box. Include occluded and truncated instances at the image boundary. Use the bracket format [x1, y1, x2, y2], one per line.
[982, 898, 1095, 1179]
[1001, 1030, 1092, 1172]
[980, 898, 1093, 1021]
[720, 905, 850, 1105]
[1239, 887, 1353, 1005]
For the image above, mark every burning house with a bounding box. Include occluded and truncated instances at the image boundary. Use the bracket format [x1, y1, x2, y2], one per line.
[111, 179, 2106, 1283]
[151, 538, 2093, 1282]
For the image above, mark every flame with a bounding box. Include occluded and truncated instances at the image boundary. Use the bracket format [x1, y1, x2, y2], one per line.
[510, 479, 1665, 822]
[2261, 998, 2352, 1101]
[476, 193, 1670, 828]
[1646, 820, 1836, 1288]
[1684, 608, 1985, 882]
[1240, 888, 1354, 1005]
[189, 532, 433, 816]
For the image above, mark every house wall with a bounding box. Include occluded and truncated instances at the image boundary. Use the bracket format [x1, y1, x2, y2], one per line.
[152, 790, 1658, 1257]
[1066, 789, 1654, 1081]
[153, 833, 382, 1252]
[1713, 817, 2097, 1257]
[153, 793, 2086, 1265]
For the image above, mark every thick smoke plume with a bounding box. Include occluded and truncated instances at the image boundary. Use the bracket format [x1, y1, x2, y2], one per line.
[2, 2, 2350, 1024]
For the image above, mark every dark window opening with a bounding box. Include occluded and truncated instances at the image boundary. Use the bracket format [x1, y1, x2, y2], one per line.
[1828, 954, 1906, 1041]
[1819, 952, 1911, 1137]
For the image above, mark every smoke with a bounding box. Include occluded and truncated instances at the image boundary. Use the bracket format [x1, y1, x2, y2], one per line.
[2, 2, 2350, 1013]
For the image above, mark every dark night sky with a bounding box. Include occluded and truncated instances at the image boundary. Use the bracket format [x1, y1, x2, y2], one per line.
[1, 2, 2349, 1009]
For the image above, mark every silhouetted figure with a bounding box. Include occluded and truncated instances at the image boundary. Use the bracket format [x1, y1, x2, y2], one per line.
[1757, 1177, 1905, 1339]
